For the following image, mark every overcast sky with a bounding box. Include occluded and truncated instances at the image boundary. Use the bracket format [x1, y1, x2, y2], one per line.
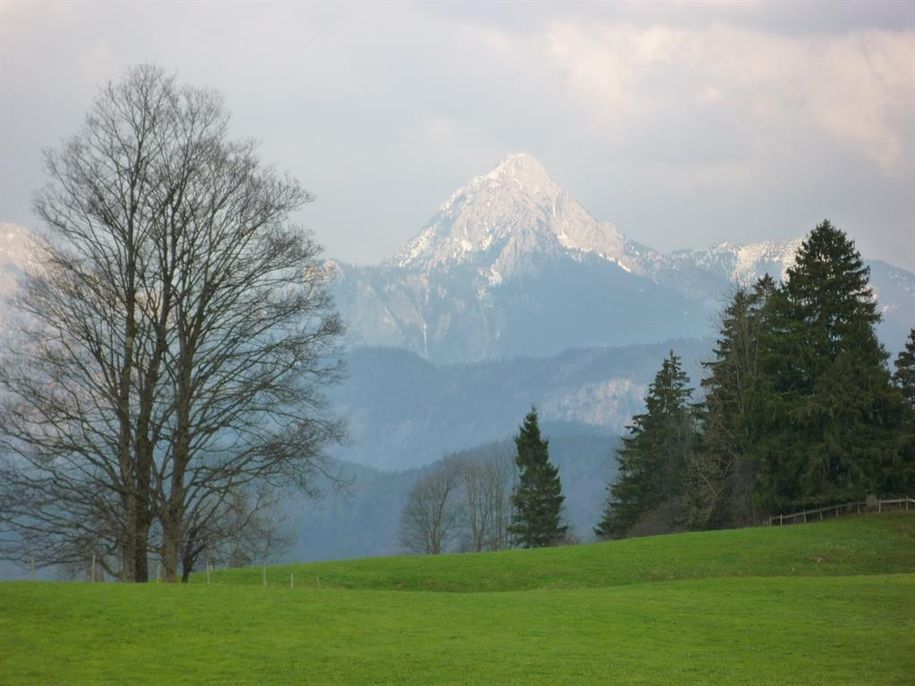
[2, 1, 913, 269]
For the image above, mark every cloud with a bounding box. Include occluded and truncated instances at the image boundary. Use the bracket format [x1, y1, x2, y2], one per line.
[1, 3, 913, 269]
[534, 21, 915, 173]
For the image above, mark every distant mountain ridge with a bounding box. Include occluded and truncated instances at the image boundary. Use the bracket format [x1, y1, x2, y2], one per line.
[327, 340, 710, 470]
[328, 154, 915, 362]
[4, 158, 913, 359]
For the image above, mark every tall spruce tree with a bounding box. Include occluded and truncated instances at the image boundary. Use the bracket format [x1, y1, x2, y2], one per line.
[755, 220, 904, 512]
[508, 409, 567, 548]
[891, 330, 915, 495]
[595, 351, 697, 538]
[894, 330, 915, 411]
[687, 276, 774, 529]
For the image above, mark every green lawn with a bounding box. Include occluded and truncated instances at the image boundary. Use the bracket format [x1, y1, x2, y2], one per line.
[1, 514, 913, 685]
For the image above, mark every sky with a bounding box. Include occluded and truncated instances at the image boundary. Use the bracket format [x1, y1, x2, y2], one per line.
[1, 1, 914, 270]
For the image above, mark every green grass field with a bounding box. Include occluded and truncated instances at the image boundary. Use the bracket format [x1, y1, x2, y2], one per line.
[2, 514, 913, 685]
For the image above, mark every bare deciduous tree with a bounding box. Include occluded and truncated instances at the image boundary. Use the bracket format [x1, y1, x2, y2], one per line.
[400, 447, 515, 555]
[459, 450, 514, 552]
[399, 458, 462, 555]
[0, 65, 343, 582]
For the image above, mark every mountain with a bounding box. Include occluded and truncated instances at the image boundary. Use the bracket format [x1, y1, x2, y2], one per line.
[331, 155, 915, 361]
[5, 158, 913, 358]
[387, 153, 649, 275]
[331, 154, 707, 362]
[664, 243, 914, 348]
[327, 340, 709, 470]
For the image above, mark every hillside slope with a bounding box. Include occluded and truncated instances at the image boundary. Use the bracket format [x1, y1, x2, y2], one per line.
[210, 513, 915, 592]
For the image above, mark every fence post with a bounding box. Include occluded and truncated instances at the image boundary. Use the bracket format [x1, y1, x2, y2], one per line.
[262, 564, 267, 588]
[90, 553, 95, 583]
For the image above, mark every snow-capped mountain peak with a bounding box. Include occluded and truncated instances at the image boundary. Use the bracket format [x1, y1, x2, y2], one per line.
[388, 154, 638, 274]
[479, 152, 556, 196]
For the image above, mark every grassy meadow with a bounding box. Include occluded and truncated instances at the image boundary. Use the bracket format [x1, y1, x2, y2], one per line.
[1, 514, 913, 685]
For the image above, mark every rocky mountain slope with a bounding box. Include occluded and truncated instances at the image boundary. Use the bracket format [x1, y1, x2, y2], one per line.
[330, 155, 915, 362]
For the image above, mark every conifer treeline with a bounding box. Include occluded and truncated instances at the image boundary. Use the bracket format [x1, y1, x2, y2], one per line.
[596, 221, 915, 538]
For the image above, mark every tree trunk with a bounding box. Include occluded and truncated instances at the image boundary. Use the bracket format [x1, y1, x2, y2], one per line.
[120, 495, 139, 582]
[134, 517, 150, 582]
[160, 527, 180, 583]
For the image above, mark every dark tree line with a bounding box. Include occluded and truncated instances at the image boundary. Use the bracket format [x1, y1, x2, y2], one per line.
[597, 221, 915, 538]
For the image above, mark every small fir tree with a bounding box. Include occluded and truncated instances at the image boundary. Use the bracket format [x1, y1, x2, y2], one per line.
[508, 408, 567, 548]
[595, 351, 697, 538]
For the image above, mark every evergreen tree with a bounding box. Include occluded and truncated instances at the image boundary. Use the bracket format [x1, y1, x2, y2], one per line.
[755, 220, 904, 511]
[687, 276, 773, 529]
[595, 351, 697, 538]
[508, 408, 567, 548]
[891, 330, 915, 495]
[893, 329, 915, 411]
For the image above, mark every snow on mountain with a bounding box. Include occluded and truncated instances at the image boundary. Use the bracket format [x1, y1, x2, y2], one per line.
[670, 239, 803, 285]
[2, 157, 912, 361]
[329, 154, 715, 362]
[332, 154, 915, 360]
[389, 153, 649, 277]
[375, 154, 824, 306]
